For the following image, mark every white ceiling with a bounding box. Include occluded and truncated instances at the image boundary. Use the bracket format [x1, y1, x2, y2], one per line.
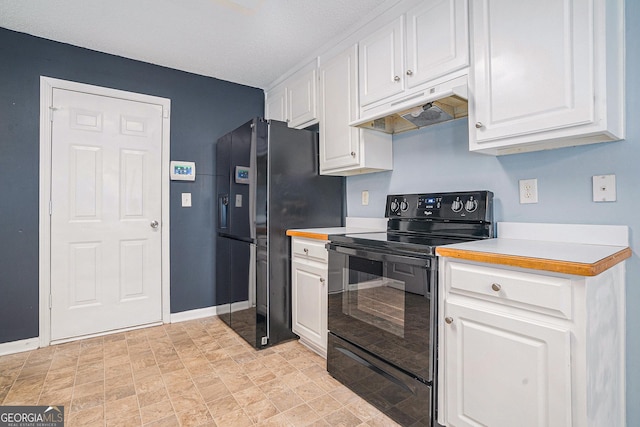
[0, 0, 393, 89]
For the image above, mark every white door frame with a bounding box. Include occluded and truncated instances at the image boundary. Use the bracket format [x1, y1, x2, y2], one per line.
[38, 76, 171, 347]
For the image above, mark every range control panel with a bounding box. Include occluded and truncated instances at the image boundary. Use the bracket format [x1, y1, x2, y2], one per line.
[385, 191, 494, 221]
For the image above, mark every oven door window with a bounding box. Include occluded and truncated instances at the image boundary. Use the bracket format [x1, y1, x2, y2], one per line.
[327, 247, 434, 382]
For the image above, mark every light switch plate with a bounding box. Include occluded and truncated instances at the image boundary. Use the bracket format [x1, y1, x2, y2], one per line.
[181, 192, 192, 207]
[593, 174, 616, 202]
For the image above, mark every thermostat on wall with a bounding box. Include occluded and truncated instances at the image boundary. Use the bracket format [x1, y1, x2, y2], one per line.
[170, 161, 196, 181]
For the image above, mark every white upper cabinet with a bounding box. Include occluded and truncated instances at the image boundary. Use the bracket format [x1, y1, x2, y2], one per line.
[469, 0, 625, 155]
[265, 59, 318, 129]
[406, 0, 469, 89]
[358, 0, 469, 115]
[359, 16, 404, 107]
[265, 83, 286, 122]
[287, 63, 318, 128]
[319, 45, 392, 176]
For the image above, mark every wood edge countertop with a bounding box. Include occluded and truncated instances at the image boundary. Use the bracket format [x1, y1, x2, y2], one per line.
[436, 244, 632, 277]
[286, 229, 332, 240]
[286, 226, 385, 241]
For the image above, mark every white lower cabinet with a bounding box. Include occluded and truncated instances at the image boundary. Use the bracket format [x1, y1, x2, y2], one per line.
[438, 258, 626, 427]
[291, 237, 328, 357]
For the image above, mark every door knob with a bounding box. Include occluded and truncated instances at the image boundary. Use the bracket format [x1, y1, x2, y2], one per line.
[350, 151, 356, 157]
[394, 75, 401, 82]
[491, 283, 501, 292]
[150, 220, 159, 229]
[406, 70, 413, 76]
[475, 122, 484, 129]
[445, 317, 454, 324]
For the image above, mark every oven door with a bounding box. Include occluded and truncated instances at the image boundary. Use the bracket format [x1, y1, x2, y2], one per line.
[326, 242, 436, 383]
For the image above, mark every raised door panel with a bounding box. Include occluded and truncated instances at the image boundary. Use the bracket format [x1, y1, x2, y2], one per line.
[288, 67, 318, 128]
[265, 86, 287, 122]
[319, 45, 361, 173]
[406, 0, 469, 89]
[359, 16, 404, 106]
[292, 260, 327, 352]
[470, 0, 593, 144]
[444, 301, 572, 427]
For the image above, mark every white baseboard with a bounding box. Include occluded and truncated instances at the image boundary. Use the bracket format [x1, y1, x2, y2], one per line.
[0, 337, 39, 356]
[170, 306, 218, 323]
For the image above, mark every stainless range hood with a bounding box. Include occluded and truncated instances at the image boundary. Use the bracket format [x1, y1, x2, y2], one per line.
[350, 76, 468, 134]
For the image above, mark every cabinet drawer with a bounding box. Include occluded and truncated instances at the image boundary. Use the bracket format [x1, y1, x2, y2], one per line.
[446, 262, 573, 319]
[292, 238, 328, 263]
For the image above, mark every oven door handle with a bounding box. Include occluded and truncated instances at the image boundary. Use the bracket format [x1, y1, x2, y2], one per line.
[327, 244, 430, 267]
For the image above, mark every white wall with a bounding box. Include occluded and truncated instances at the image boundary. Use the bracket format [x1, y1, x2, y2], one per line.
[346, 1, 640, 423]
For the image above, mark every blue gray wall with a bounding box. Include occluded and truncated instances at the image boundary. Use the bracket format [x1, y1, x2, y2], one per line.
[346, 1, 639, 423]
[0, 28, 264, 343]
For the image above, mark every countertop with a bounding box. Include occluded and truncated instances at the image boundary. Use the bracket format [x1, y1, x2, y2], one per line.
[286, 227, 380, 241]
[436, 238, 631, 277]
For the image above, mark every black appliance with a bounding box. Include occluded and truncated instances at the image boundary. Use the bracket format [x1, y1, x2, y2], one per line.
[326, 191, 494, 426]
[216, 118, 344, 349]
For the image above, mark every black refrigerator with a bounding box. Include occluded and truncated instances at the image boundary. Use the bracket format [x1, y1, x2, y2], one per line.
[215, 118, 344, 349]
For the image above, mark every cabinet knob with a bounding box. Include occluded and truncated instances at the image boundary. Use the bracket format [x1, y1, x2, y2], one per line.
[475, 122, 484, 129]
[320, 278, 325, 284]
[406, 70, 413, 76]
[303, 248, 309, 254]
[394, 75, 401, 82]
[350, 151, 356, 157]
[445, 317, 454, 324]
[491, 283, 501, 292]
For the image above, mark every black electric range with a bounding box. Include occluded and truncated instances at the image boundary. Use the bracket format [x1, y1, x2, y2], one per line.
[326, 191, 494, 427]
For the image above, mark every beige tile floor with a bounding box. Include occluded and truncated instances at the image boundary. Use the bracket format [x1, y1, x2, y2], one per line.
[0, 316, 400, 426]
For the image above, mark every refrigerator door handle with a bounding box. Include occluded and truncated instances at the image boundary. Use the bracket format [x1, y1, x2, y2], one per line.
[218, 194, 229, 229]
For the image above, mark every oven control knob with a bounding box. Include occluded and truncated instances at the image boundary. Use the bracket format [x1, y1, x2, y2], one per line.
[451, 199, 463, 212]
[400, 200, 409, 211]
[465, 199, 478, 212]
[390, 199, 400, 213]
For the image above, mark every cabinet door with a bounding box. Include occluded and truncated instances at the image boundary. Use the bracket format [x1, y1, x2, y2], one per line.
[292, 260, 327, 353]
[358, 16, 404, 106]
[443, 301, 572, 427]
[470, 0, 593, 144]
[319, 45, 361, 172]
[406, 0, 469, 89]
[287, 66, 318, 128]
[265, 85, 287, 122]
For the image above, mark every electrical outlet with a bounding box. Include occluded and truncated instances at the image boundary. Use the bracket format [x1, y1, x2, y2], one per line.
[361, 190, 369, 206]
[593, 174, 616, 202]
[519, 179, 538, 204]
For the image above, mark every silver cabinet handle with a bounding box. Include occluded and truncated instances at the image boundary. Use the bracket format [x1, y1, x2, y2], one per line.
[303, 248, 309, 254]
[491, 283, 501, 292]
[445, 317, 454, 324]
[475, 122, 483, 129]
[394, 75, 401, 82]
[406, 70, 413, 76]
[150, 220, 159, 229]
[320, 278, 325, 284]
[350, 151, 356, 157]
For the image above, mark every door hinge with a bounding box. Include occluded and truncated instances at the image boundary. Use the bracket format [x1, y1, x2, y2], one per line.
[49, 200, 52, 215]
[49, 294, 52, 309]
[163, 107, 170, 119]
[49, 106, 58, 122]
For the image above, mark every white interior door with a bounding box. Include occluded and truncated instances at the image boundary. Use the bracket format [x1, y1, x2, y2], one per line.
[49, 88, 163, 341]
